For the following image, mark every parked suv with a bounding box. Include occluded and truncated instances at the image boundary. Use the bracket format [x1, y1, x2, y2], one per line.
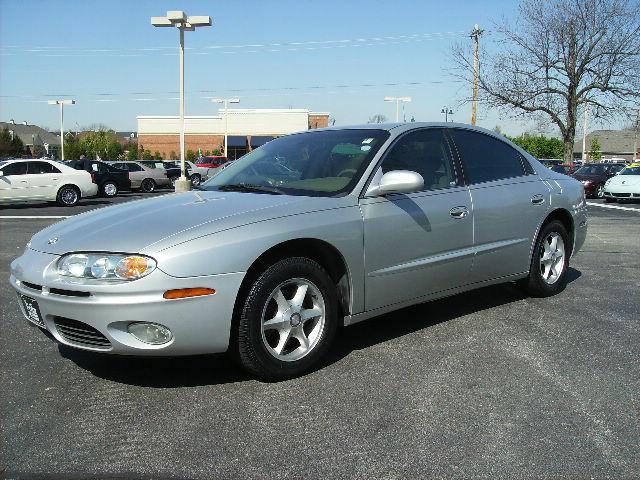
[65, 159, 131, 197]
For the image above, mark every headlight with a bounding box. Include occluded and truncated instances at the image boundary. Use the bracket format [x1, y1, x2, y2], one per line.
[57, 253, 157, 281]
[581, 180, 592, 186]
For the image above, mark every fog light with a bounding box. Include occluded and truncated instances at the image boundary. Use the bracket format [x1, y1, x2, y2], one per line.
[127, 322, 172, 345]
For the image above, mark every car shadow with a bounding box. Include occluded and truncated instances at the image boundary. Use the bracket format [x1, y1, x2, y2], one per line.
[60, 268, 581, 387]
[0, 199, 112, 210]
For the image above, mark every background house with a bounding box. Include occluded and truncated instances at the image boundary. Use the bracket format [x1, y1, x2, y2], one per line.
[0, 120, 61, 158]
[574, 129, 639, 161]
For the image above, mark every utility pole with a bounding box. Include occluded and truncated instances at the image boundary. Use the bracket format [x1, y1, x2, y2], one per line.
[582, 105, 589, 162]
[470, 24, 484, 126]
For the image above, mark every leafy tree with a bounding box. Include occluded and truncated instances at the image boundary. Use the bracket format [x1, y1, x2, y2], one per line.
[212, 148, 222, 156]
[79, 130, 122, 160]
[0, 127, 24, 157]
[32, 145, 46, 158]
[589, 137, 602, 161]
[154, 151, 163, 160]
[507, 133, 565, 159]
[127, 145, 138, 160]
[142, 149, 154, 160]
[169, 150, 178, 160]
[62, 133, 84, 160]
[452, 0, 640, 162]
[186, 149, 197, 162]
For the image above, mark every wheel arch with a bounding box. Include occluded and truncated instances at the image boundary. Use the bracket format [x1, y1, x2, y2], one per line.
[530, 208, 575, 264]
[57, 183, 81, 197]
[230, 238, 352, 338]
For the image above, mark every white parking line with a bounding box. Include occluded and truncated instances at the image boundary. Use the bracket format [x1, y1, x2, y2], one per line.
[586, 202, 640, 212]
[0, 215, 71, 219]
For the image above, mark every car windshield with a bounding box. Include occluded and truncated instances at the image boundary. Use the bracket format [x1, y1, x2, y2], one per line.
[575, 165, 606, 175]
[620, 166, 640, 175]
[200, 129, 389, 197]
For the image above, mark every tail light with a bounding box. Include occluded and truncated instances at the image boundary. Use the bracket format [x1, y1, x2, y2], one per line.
[90, 172, 98, 184]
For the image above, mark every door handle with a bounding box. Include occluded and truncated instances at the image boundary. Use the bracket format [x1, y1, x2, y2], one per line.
[449, 206, 469, 219]
[531, 194, 545, 205]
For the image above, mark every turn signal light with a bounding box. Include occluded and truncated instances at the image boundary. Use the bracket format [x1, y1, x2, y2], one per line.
[163, 287, 216, 299]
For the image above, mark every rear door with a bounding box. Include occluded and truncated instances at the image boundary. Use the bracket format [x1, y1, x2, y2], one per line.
[25, 161, 62, 199]
[361, 128, 474, 311]
[448, 128, 550, 282]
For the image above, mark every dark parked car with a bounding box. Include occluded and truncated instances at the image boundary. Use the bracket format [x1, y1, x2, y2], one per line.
[163, 161, 193, 186]
[570, 163, 626, 198]
[65, 160, 131, 197]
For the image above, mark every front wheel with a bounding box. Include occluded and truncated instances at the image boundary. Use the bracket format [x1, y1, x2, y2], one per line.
[596, 184, 605, 198]
[518, 220, 570, 297]
[234, 257, 338, 380]
[190, 173, 201, 187]
[56, 185, 80, 207]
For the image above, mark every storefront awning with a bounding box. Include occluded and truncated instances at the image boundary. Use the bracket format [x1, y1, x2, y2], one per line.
[227, 136, 247, 148]
[250, 136, 275, 148]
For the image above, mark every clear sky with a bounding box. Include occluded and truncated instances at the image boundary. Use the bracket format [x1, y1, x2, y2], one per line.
[1, 0, 533, 134]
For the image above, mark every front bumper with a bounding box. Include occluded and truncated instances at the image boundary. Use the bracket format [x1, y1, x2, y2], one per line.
[603, 185, 640, 200]
[10, 248, 245, 356]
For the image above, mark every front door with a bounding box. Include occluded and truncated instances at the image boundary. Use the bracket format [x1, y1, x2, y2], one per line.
[24, 161, 62, 199]
[361, 128, 474, 311]
[0, 161, 30, 200]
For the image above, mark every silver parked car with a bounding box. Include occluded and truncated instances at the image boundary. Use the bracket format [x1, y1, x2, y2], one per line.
[10, 124, 587, 379]
[108, 161, 171, 192]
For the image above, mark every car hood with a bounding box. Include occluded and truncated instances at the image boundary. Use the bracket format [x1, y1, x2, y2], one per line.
[28, 190, 352, 255]
[607, 174, 640, 186]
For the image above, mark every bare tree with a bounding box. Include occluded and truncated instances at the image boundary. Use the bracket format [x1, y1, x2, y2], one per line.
[452, 0, 640, 161]
[368, 114, 387, 124]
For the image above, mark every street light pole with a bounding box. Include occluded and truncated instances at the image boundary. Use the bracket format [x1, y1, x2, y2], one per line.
[48, 99, 75, 160]
[384, 96, 412, 122]
[152, 11, 211, 192]
[441, 107, 453, 122]
[211, 98, 240, 157]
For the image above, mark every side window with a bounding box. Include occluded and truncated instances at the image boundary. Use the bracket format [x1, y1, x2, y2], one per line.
[27, 161, 61, 174]
[381, 129, 457, 191]
[449, 129, 527, 184]
[115, 163, 129, 171]
[94, 162, 108, 173]
[127, 163, 143, 172]
[1, 162, 28, 176]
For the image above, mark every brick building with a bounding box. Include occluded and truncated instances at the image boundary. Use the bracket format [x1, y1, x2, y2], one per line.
[137, 109, 329, 160]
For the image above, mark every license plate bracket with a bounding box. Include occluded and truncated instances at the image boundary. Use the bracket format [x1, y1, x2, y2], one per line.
[20, 295, 45, 328]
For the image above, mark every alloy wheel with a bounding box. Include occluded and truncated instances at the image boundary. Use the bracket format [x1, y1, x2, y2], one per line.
[539, 232, 565, 285]
[104, 183, 117, 197]
[597, 184, 605, 198]
[261, 278, 326, 362]
[61, 188, 78, 205]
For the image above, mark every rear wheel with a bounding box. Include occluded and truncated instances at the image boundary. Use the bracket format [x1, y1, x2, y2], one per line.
[518, 220, 570, 297]
[56, 185, 80, 207]
[101, 181, 118, 197]
[190, 173, 202, 187]
[140, 178, 156, 193]
[234, 257, 338, 380]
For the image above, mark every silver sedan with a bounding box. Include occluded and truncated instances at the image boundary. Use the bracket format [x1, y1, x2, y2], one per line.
[10, 123, 587, 379]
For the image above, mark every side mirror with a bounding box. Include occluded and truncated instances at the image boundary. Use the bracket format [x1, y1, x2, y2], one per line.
[365, 170, 424, 197]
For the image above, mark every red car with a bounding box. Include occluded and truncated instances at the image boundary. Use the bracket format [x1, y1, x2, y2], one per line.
[196, 156, 228, 168]
[570, 163, 626, 198]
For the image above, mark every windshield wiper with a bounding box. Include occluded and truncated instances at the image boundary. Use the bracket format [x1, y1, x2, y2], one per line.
[217, 183, 283, 195]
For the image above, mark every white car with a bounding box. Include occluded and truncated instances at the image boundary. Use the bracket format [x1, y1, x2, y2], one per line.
[0, 159, 98, 206]
[603, 164, 640, 202]
[185, 161, 211, 187]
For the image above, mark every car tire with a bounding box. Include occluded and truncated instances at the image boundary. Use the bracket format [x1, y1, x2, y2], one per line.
[518, 220, 570, 297]
[56, 185, 80, 207]
[190, 173, 201, 187]
[141, 178, 156, 193]
[234, 257, 339, 380]
[101, 181, 118, 197]
[170, 176, 178, 188]
[596, 184, 605, 198]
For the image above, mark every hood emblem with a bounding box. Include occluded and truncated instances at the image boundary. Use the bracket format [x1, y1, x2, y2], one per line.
[48, 237, 59, 245]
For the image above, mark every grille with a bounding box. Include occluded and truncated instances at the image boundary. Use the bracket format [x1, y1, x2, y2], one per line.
[49, 288, 90, 298]
[613, 192, 631, 198]
[53, 317, 111, 350]
[22, 281, 42, 291]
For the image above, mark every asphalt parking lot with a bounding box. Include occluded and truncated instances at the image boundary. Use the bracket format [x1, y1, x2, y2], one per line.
[1, 197, 639, 479]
